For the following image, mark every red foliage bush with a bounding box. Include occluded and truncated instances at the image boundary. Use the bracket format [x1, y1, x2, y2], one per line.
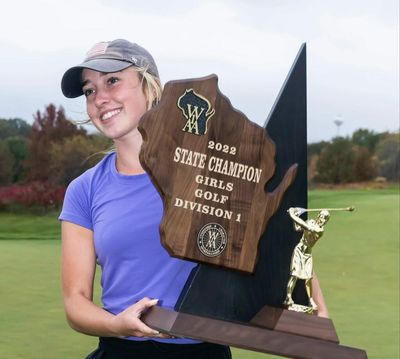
[0, 181, 66, 209]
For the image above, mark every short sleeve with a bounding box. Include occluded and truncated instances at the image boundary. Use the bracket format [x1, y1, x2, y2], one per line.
[58, 175, 93, 230]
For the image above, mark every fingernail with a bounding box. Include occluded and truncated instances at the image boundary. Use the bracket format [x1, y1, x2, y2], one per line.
[150, 298, 159, 304]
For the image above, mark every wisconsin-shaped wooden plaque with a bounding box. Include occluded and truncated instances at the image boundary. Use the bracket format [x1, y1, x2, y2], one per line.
[139, 75, 297, 272]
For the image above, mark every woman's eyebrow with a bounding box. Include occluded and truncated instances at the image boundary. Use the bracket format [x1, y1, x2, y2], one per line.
[81, 79, 91, 88]
[81, 72, 110, 88]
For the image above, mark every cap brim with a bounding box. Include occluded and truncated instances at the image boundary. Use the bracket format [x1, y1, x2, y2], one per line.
[61, 59, 133, 98]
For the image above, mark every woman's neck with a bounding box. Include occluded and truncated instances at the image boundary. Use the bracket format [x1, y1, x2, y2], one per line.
[114, 132, 145, 175]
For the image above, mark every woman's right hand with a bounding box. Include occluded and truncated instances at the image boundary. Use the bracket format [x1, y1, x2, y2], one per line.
[62, 222, 173, 339]
[112, 297, 171, 338]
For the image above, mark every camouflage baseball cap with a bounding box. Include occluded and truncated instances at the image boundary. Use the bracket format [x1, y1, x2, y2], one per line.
[61, 39, 159, 98]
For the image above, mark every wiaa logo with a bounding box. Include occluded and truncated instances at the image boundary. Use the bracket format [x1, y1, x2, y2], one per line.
[177, 89, 215, 135]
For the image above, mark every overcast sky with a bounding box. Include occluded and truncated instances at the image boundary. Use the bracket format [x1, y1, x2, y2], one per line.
[0, 0, 398, 142]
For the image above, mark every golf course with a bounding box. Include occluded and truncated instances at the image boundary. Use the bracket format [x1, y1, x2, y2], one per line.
[0, 187, 398, 358]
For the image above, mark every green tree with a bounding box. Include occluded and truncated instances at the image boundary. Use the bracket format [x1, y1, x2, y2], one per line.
[0, 140, 13, 185]
[49, 134, 111, 186]
[315, 137, 356, 183]
[307, 141, 329, 157]
[351, 128, 382, 152]
[376, 133, 400, 181]
[354, 146, 378, 181]
[0, 118, 31, 139]
[5, 136, 29, 183]
[26, 104, 86, 182]
[307, 141, 329, 184]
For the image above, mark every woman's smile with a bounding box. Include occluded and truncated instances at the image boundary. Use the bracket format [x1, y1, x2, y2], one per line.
[100, 108, 122, 122]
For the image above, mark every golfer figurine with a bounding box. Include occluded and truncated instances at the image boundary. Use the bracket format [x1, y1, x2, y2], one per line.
[284, 207, 330, 313]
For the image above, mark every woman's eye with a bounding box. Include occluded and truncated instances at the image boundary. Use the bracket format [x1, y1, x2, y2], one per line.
[107, 77, 119, 85]
[83, 88, 94, 97]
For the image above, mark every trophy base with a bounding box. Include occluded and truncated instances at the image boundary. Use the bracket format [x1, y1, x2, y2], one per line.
[286, 303, 315, 314]
[142, 306, 368, 359]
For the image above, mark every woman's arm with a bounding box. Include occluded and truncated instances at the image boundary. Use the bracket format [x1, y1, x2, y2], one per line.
[312, 273, 329, 318]
[61, 221, 164, 338]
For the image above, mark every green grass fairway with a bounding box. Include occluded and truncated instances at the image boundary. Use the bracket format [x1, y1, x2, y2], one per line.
[0, 188, 398, 358]
[308, 188, 399, 359]
[0, 211, 60, 240]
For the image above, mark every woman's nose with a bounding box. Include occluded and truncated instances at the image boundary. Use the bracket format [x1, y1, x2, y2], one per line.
[94, 87, 110, 108]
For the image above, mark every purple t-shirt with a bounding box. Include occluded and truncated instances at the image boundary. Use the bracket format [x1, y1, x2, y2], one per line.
[59, 152, 198, 343]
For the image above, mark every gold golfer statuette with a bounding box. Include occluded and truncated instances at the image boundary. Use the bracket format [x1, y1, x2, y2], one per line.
[284, 206, 355, 314]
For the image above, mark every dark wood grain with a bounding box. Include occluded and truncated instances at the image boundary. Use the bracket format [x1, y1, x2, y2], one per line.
[139, 75, 297, 272]
[250, 306, 339, 343]
[142, 306, 368, 359]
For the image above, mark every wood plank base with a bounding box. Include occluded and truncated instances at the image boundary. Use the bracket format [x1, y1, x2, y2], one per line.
[142, 306, 368, 359]
[250, 306, 339, 343]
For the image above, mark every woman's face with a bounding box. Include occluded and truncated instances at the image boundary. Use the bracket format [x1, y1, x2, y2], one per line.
[81, 67, 147, 141]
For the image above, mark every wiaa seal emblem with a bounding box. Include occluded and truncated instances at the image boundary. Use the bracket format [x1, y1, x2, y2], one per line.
[177, 89, 215, 136]
[197, 223, 227, 257]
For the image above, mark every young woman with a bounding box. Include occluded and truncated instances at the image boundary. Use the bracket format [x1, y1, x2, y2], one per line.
[60, 39, 232, 358]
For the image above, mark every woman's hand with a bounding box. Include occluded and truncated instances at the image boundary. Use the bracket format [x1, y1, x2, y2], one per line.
[317, 308, 330, 318]
[311, 275, 330, 319]
[62, 222, 173, 338]
[113, 298, 171, 338]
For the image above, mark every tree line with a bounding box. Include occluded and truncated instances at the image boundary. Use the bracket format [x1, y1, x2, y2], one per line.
[0, 103, 398, 210]
[0, 104, 111, 210]
[308, 129, 399, 184]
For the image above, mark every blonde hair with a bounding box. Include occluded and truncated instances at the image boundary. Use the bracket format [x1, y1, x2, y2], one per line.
[134, 66, 163, 110]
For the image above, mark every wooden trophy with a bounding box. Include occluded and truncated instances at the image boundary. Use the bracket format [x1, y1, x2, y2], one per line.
[139, 44, 368, 358]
